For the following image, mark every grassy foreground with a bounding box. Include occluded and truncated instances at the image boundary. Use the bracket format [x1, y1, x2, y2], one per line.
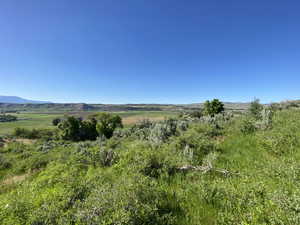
[1, 109, 300, 224]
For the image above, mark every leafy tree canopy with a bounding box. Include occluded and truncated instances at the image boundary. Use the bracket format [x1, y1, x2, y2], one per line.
[203, 99, 225, 116]
[95, 113, 123, 139]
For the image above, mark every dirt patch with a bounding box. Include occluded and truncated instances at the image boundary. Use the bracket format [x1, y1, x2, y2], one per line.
[215, 136, 226, 144]
[2, 174, 30, 185]
[15, 138, 36, 145]
[1, 169, 41, 186]
[1, 138, 8, 148]
[2, 138, 36, 147]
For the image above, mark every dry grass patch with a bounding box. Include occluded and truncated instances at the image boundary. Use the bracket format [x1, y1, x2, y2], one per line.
[2, 173, 30, 185]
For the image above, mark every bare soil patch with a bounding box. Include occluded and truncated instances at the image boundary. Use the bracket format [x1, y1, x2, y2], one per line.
[2, 174, 30, 185]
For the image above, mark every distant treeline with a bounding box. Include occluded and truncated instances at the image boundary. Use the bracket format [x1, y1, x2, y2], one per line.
[0, 114, 17, 122]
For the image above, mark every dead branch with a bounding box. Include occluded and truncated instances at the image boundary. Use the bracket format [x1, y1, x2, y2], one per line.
[177, 164, 235, 176]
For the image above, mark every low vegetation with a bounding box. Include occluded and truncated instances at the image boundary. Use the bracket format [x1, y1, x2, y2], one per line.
[1, 99, 300, 224]
[0, 114, 17, 122]
[13, 127, 55, 140]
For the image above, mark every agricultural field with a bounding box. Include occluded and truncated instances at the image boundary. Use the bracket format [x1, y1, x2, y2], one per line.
[0, 113, 63, 135]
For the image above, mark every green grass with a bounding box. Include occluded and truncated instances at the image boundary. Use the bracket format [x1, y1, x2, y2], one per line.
[0, 113, 63, 135]
[2, 109, 300, 224]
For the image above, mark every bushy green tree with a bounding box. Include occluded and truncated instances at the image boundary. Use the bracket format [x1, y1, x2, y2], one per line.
[0, 114, 17, 122]
[52, 118, 61, 126]
[203, 99, 225, 117]
[58, 116, 81, 141]
[190, 110, 203, 118]
[58, 117, 98, 141]
[79, 118, 98, 141]
[95, 113, 123, 139]
[249, 98, 263, 120]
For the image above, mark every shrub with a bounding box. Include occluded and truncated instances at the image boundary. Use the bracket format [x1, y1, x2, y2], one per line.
[120, 118, 189, 143]
[52, 118, 61, 126]
[284, 101, 300, 109]
[26, 154, 50, 170]
[249, 98, 263, 120]
[0, 136, 4, 148]
[135, 119, 154, 129]
[193, 123, 223, 138]
[0, 114, 17, 122]
[148, 118, 187, 145]
[142, 155, 165, 178]
[203, 99, 225, 117]
[95, 113, 123, 139]
[0, 155, 12, 169]
[98, 148, 118, 167]
[240, 119, 257, 134]
[270, 103, 282, 111]
[13, 128, 55, 140]
[174, 129, 217, 165]
[255, 107, 274, 130]
[190, 110, 203, 118]
[71, 137, 119, 168]
[149, 121, 176, 145]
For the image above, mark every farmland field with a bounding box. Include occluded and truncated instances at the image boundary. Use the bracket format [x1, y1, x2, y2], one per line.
[0, 113, 62, 135]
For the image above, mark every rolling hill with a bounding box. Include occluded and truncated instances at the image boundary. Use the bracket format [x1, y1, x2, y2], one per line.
[0, 96, 51, 104]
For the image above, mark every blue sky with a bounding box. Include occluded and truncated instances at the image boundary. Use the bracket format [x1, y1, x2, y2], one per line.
[0, 0, 299, 104]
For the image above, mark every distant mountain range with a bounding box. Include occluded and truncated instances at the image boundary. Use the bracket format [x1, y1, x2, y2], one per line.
[0, 95, 253, 112]
[0, 96, 52, 104]
[0, 95, 299, 113]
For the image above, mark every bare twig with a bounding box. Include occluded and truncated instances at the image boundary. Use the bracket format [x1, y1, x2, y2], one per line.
[177, 165, 235, 176]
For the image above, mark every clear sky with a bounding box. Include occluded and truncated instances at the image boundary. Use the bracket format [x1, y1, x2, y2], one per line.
[0, 0, 299, 104]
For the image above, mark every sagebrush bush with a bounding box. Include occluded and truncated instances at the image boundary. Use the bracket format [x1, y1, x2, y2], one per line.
[249, 98, 264, 120]
[124, 118, 189, 146]
[0, 155, 11, 170]
[255, 107, 274, 130]
[240, 118, 257, 134]
[173, 129, 217, 165]
[13, 127, 55, 140]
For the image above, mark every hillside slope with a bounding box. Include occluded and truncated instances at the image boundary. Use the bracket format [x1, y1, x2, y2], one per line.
[0, 96, 51, 104]
[1, 108, 300, 224]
